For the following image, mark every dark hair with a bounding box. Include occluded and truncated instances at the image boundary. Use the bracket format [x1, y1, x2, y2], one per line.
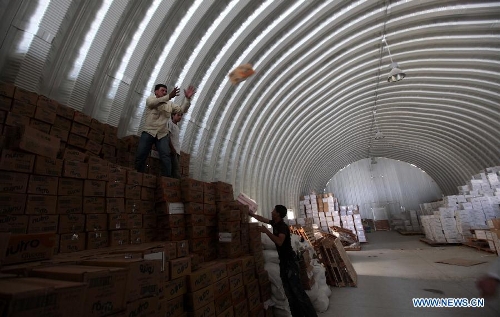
[275, 205, 287, 219]
[154, 84, 167, 91]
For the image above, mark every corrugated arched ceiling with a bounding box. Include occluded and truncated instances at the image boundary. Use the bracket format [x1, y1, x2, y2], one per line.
[0, 0, 499, 212]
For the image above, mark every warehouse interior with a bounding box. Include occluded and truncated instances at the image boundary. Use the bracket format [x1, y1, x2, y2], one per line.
[0, 0, 499, 316]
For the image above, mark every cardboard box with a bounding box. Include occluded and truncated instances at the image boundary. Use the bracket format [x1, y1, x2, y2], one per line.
[59, 232, 86, 253]
[187, 226, 207, 239]
[141, 187, 155, 200]
[125, 296, 158, 317]
[3, 233, 56, 264]
[106, 197, 125, 213]
[27, 215, 58, 233]
[83, 197, 106, 214]
[30, 265, 127, 317]
[34, 104, 56, 124]
[0, 277, 86, 317]
[125, 184, 141, 200]
[204, 204, 216, 215]
[109, 229, 129, 246]
[84, 180, 106, 196]
[170, 257, 191, 279]
[33, 156, 62, 176]
[159, 294, 184, 317]
[129, 228, 145, 244]
[73, 111, 92, 126]
[184, 202, 203, 214]
[57, 177, 83, 196]
[125, 200, 142, 214]
[182, 189, 204, 204]
[14, 87, 38, 105]
[29, 118, 51, 133]
[49, 126, 69, 142]
[57, 196, 82, 214]
[0, 149, 35, 173]
[36, 95, 58, 112]
[53, 115, 72, 131]
[187, 266, 213, 292]
[185, 285, 215, 312]
[59, 214, 85, 233]
[163, 276, 187, 301]
[0, 171, 29, 193]
[212, 277, 230, 298]
[0, 96, 12, 111]
[156, 188, 181, 203]
[70, 121, 89, 137]
[156, 202, 185, 214]
[86, 231, 109, 249]
[185, 214, 205, 226]
[14, 126, 60, 159]
[231, 288, 246, 306]
[217, 307, 234, 317]
[214, 292, 232, 315]
[108, 213, 128, 230]
[127, 213, 142, 228]
[0, 82, 15, 98]
[62, 148, 87, 162]
[189, 238, 208, 253]
[87, 129, 104, 144]
[0, 215, 28, 234]
[27, 175, 58, 195]
[63, 160, 88, 179]
[0, 193, 27, 215]
[107, 181, 125, 197]
[228, 273, 243, 292]
[85, 213, 107, 232]
[163, 227, 186, 241]
[225, 259, 242, 277]
[142, 174, 156, 188]
[83, 258, 161, 303]
[158, 214, 185, 228]
[141, 201, 155, 214]
[11, 99, 36, 117]
[142, 214, 157, 229]
[25, 195, 57, 214]
[177, 240, 189, 257]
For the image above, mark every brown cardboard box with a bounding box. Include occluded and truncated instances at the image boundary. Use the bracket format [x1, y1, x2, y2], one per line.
[0, 277, 86, 317]
[214, 295, 232, 316]
[142, 174, 156, 188]
[0, 82, 15, 98]
[158, 214, 185, 228]
[177, 240, 189, 257]
[256, 270, 269, 285]
[87, 129, 104, 143]
[156, 202, 184, 214]
[185, 285, 214, 312]
[49, 126, 69, 142]
[217, 307, 234, 317]
[204, 215, 217, 227]
[84, 197, 106, 214]
[85, 139, 102, 156]
[129, 228, 145, 244]
[63, 160, 88, 179]
[125, 184, 141, 200]
[59, 214, 85, 233]
[187, 226, 207, 239]
[188, 301, 215, 317]
[59, 233, 86, 253]
[101, 143, 116, 158]
[0, 149, 35, 173]
[11, 100, 36, 117]
[204, 261, 228, 282]
[4, 233, 56, 264]
[213, 277, 230, 298]
[27, 175, 58, 195]
[142, 214, 157, 229]
[57, 196, 82, 214]
[109, 229, 129, 246]
[162, 227, 186, 241]
[225, 259, 242, 277]
[189, 238, 208, 253]
[158, 176, 181, 189]
[85, 213, 107, 231]
[33, 155, 62, 176]
[127, 213, 142, 228]
[56, 104, 75, 120]
[244, 280, 259, 298]
[14, 87, 38, 105]
[73, 111, 92, 126]
[27, 215, 58, 233]
[228, 273, 243, 292]
[203, 193, 216, 205]
[67, 133, 87, 149]
[156, 188, 182, 203]
[181, 178, 204, 192]
[184, 202, 204, 214]
[14, 125, 60, 159]
[163, 276, 187, 301]
[30, 265, 127, 317]
[0, 96, 12, 111]
[36, 95, 58, 112]
[126, 170, 143, 185]
[107, 181, 125, 197]
[84, 180, 106, 196]
[142, 200, 155, 214]
[218, 210, 240, 222]
[218, 221, 240, 232]
[182, 189, 204, 204]
[62, 148, 87, 162]
[203, 182, 216, 195]
[34, 104, 56, 124]
[170, 257, 191, 279]
[4, 112, 29, 127]
[86, 231, 109, 249]
[88, 163, 109, 180]
[0, 193, 27, 215]
[83, 258, 161, 303]
[159, 294, 184, 317]
[70, 121, 89, 137]
[0, 171, 29, 193]
[125, 200, 141, 214]
[25, 195, 57, 214]
[187, 266, 213, 292]
[29, 118, 51, 133]
[203, 204, 216, 215]
[231, 288, 246, 307]
[247, 292, 261, 311]
[141, 187, 155, 200]
[125, 296, 158, 317]
[53, 115, 72, 131]
[106, 197, 125, 213]
[0, 215, 28, 234]
[108, 213, 128, 230]
[185, 214, 205, 226]
[240, 256, 255, 272]
[242, 269, 256, 285]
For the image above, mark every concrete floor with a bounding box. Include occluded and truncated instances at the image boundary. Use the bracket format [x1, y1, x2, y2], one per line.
[318, 231, 500, 317]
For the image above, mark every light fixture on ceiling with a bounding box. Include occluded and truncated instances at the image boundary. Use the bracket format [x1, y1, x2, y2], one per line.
[383, 37, 405, 82]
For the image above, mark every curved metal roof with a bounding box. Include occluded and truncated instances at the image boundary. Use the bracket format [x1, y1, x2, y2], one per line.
[0, 0, 499, 211]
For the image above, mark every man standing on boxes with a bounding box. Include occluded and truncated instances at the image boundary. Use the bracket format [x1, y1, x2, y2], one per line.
[248, 205, 318, 317]
[135, 83, 196, 177]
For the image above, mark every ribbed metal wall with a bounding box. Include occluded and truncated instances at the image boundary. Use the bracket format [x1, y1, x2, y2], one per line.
[325, 158, 442, 219]
[0, 0, 498, 217]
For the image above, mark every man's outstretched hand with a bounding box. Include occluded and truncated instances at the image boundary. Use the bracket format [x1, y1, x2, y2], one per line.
[184, 85, 196, 99]
[169, 86, 180, 99]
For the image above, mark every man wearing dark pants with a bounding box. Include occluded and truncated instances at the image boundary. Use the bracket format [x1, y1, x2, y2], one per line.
[248, 205, 318, 317]
[135, 83, 195, 176]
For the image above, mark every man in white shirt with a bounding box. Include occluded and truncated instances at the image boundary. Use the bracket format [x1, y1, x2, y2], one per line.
[135, 83, 195, 176]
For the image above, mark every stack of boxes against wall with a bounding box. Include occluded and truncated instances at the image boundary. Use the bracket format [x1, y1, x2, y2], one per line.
[294, 193, 366, 243]
[419, 166, 500, 252]
[0, 82, 272, 317]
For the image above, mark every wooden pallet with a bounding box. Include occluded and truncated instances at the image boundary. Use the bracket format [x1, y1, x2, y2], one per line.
[462, 238, 496, 254]
[313, 236, 357, 287]
[397, 230, 424, 236]
[344, 246, 361, 251]
[419, 238, 461, 247]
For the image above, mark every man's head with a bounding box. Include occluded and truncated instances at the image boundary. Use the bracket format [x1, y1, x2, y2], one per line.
[271, 205, 287, 222]
[171, 106, 183, 124]
[154, 84, 168, 98]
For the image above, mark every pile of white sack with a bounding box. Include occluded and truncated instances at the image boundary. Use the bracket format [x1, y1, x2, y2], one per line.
[261, 232, 331, 316]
